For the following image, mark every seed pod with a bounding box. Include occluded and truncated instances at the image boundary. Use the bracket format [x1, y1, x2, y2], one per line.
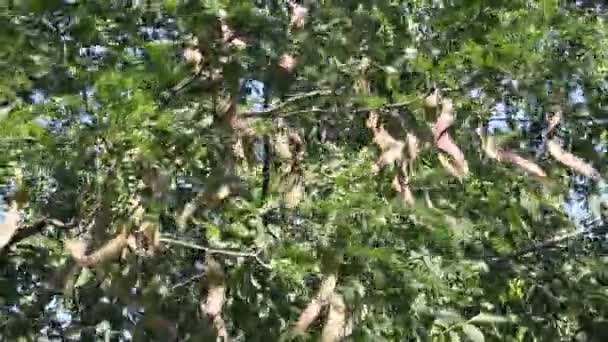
[423, 89, 440, 119]
[294, 274, 338, 335]
[274, 133, 292, 161]
[283, 173, 304, 209]
[66, 230, 129, 267]
[0, 201, 20, 250]
[321, 293, 347, 342]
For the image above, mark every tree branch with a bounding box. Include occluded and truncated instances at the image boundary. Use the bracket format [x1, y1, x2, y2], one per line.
[489, 230, 583, 264]
[159, 236, 272, 269]
[353, 99, 417, 114]
[243, 97, 416, 119]
[170, 273, 205, 292]
[241, 89, 334, 118]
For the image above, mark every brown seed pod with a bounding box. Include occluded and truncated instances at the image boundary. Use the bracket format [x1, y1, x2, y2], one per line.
[66, 230, 129, 267]
[547, 139, 600, 180]
[274, 133, 293, 161]
[289, 0, 309, 29]
[321, 293, 347, 342]
[480, 133, 547, 178]
[279, 53, 298, 72]
[283, 172, 304, 209]
[0, 201, 21, 250]
[423, 89, 441, 118]
[294, 273, 338, 335]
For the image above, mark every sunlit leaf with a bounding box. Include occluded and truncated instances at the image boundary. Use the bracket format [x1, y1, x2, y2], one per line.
[469, 312, 510, 324]
[462, 324, 485, 342]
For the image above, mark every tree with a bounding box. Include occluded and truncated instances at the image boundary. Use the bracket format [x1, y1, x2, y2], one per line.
[1, 0, 607, 341]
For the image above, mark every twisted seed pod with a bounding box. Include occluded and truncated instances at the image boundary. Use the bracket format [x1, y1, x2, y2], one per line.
[283, 172, 304, 209]
[294, 274, 338, 334]
[321, 293, 347, 342]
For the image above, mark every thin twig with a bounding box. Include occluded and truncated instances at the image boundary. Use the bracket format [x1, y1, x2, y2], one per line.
[353, 99, 417, 113]
[159, 236, 272, 269]
[489, 230, 583, 264]
[47, 218, 77, 228]
[272, 108, 328, 118]
[244, 97, 417, 120]
[241, 89, 334, 117]
[170, 273, 204, 291]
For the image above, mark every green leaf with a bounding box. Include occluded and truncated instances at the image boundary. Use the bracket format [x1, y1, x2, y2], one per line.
[449, 331, 461, 342]
[469, 312, 510, 324]
[543, 0, 558, 19]
[74, 268, 93, 288]
[206, 224, 221, 241]
[165, 0, 177, 13]
[462, 324, 484, 342]
[435, 309, 464, 328]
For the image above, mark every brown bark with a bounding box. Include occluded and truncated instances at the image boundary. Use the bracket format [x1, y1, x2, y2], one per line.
[437, 153, 465, 179]
[279, 53, 298, 72]
[546, 110, 561, 134]
[1, 217, 76, 255]
[500, 150, 548, 178]
[214, 9, 248, 50]
[283, 170, 305, 209]
[183, 47, 203, 73]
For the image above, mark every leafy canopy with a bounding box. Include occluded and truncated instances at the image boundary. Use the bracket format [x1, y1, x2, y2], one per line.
[0, 0, 607, 341]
